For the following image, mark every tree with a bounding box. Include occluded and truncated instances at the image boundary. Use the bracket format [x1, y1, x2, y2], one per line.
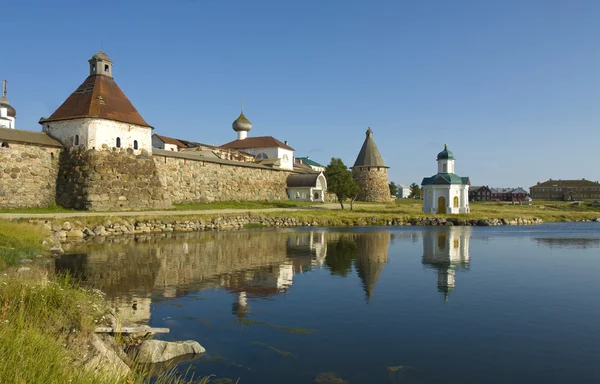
[409, 183, 422, 199]
[324, 158, 361, 210]
[324, 237, 360, 276]
[389, 182, 398, 197]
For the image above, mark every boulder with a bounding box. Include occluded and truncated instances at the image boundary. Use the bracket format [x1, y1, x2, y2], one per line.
[66, 230, 84, 239]
[131, 339, 205, 363]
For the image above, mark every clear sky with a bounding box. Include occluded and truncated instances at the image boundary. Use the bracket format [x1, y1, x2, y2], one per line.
[2, 0, 599, 189]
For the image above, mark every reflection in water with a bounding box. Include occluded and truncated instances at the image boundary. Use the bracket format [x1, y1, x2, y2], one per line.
[422, 227, 471, 301]
[534, 237, 600, 249]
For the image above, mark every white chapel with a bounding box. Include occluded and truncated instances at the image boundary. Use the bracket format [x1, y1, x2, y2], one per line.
[421, 144, 470, 214]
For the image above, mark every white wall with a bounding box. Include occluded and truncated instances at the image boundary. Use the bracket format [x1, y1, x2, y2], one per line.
[422, 184, 470, 214]
[0, 107, 15, 129]
[42, 118, 152, 153]
[240, 146, 294, 171]
[437, 159, 455, 174]
[152, 136, 178, 151]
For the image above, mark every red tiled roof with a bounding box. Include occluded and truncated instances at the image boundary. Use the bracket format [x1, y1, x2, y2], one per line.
[40, 75, 151, 128]
[220, 136, 294, 151]
[153, 134, 187, 148]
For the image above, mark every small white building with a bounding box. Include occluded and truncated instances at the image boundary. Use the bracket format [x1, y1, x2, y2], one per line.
[40, 51, 153, 153]
[422, 145, 470, 214]
[152, 134, 187, 152]
[296, 157, 326, 172]
[286, 172, 327, 202]
[397, 184, 411, 198]
[220, 110, 295, 171]
[0, 80, 16, 129]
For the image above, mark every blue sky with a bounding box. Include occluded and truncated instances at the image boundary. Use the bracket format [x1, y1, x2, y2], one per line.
[2, 0, 599, 188]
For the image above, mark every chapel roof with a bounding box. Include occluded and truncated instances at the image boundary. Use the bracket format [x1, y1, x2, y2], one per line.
[0, 96, 16, 118]
[39, 73, 151, 128]
[421, 173, 470, 186]
[352, 128, 387, 168]
[437, 144, 455, 160]
[220, 136, 294, 151]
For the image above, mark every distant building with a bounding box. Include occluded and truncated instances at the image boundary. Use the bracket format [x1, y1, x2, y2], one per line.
[397, 184, 411, 198]
[530, 179, 600, 201]
[220, 110, 295, 171]
[0, 80, 16, 129]
[490, 187, 528, 202]
[421, 144, 470, 214]
[296, 157, 325, 172]
[469, 186, 492, 201]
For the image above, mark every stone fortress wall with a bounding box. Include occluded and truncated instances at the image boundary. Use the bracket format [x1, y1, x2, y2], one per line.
[0, 141, 61, 209]
[0, 139, 295, 210]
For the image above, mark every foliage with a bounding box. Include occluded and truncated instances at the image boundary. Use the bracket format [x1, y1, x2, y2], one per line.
[324, 158, 360, 210]
[324, 237, 360, 276]
[409, 183, 422, 199]
[389, 182, 398, 197]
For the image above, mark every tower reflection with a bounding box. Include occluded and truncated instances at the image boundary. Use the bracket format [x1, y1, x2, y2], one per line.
[422, 227, 472, 301]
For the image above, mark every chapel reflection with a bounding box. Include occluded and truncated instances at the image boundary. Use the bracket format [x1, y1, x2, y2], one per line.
[422, 227, 471, 301]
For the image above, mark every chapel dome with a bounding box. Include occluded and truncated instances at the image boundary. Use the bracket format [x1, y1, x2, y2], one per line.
[232, 112, 252, 132]
[437, 144, 455, 160]
[0, 96, 16, 118]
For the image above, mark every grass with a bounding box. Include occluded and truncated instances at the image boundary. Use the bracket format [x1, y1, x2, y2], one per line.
[173, 200, 316, 211]
[0, 275, 213, 384]
[0, 203, 76, 214]
[0, 219, 48, 269]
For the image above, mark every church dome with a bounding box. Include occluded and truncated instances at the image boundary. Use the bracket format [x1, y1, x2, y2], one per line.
[437, 144, 455, 160]
[232, 112, 252, 132]
[0, 96, 16, 118]
[90, 50, 112, 62]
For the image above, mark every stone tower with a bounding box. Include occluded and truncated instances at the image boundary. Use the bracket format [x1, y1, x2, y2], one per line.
[351, 128, 391, 202]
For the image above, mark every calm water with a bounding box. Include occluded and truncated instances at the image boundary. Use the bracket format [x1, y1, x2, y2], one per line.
[56, 224, 600, 384]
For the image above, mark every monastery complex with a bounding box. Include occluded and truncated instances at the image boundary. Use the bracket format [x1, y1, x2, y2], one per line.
[0, 51, 393, 211]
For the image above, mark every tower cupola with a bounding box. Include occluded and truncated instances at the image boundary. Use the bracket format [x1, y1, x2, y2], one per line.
[232, 102, 252, 140]
[437, 144, 455, 173]
[89, 50, 113, 77]
[0, 80, 16, 128]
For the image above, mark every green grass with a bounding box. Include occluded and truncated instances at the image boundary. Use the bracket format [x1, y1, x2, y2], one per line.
[0, 275, 212, 384]
[0, 203, 76, 214]
[173, 200, 317, 211]
[0, 219, 48, 269]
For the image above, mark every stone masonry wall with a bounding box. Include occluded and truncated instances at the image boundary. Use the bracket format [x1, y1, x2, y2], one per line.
[56, 148, 171, 211]
[353, 167, 392, 202]
[0, 142, 60, 209]
[153, 154, 291, 203]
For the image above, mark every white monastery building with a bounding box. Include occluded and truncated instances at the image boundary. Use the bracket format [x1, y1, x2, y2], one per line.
[39, 51, 153, 153]
[286, 173, 327, 202]
[220, 110, 295, 171]
[0, 80, 16, 129]
[421, 145, 470, 214]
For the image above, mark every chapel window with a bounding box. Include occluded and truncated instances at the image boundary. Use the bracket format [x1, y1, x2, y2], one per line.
[116, 137, 121, 148]
[133, 140, 138, 150]
[75, 135, 79, 146]
[453, 196, 459, 208]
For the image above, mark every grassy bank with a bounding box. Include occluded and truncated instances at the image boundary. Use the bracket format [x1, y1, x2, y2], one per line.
[0, 275, 213, 384]
[0, 219, 49, 269]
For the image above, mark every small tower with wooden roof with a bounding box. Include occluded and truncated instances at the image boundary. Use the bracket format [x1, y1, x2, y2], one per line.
[351, 128, 391, 202]
[39, 51, 152, 152]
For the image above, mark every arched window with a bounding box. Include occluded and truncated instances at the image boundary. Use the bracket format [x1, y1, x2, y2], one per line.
[295, 191, 300, 199]
[453, 196, 459, 208]
[256, 153, 268, 160]
[74, 135, 79, 146]
[1, 142, 9, 148]
[443, 163, 447, 172]
[282, 154, 289, 161]
[116, 137, 121, 148]
[314, 192, 319, 200]
[133, 140, 138, 150]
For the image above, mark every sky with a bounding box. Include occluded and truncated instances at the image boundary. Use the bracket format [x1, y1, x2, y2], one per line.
[2, 0, 599, 188]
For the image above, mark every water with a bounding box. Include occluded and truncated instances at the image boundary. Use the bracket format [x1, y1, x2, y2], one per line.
[55, 223, 600, 384]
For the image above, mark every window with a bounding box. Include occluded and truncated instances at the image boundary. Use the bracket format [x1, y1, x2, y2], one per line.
[105, 64, 110, 72]
[133, 140, 138, 150]
[75, 135, 79, 146]
[295, 191, 300, 199]
[256, 153, 268, 160]
[1, 142, 9, 148]
[116, 137, 121, 148]
[92, 64, 96, 72]
[314, 192, 319, 200]
[453, 196, 459, 208]
[282, 154, 289, 161]
[443, 163, 447, 172]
